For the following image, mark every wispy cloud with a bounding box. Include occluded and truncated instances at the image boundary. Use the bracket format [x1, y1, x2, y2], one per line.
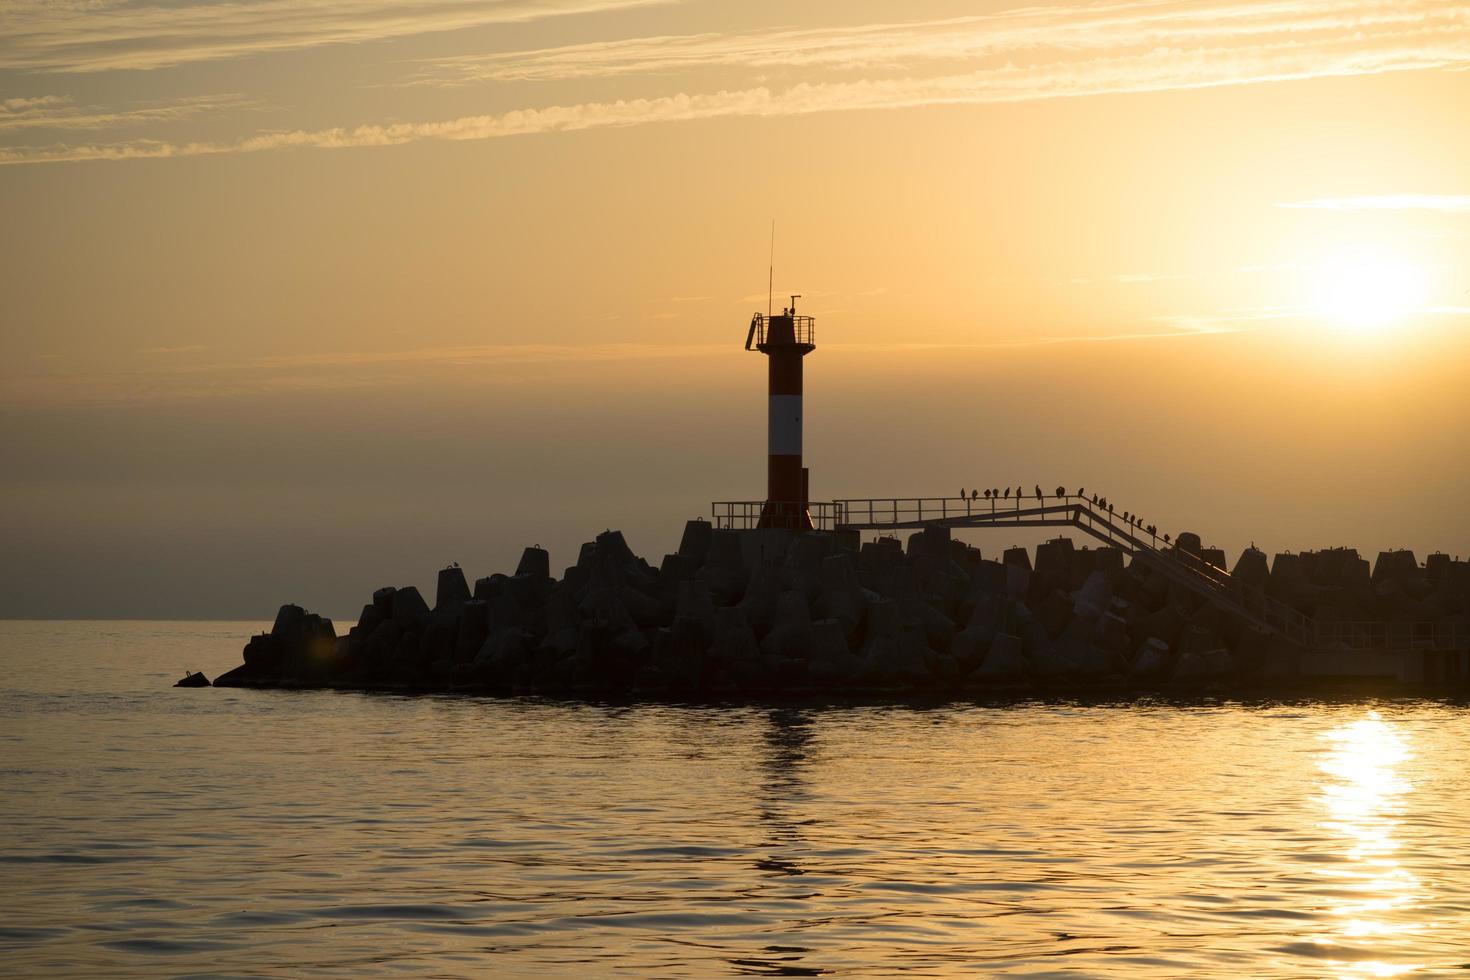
[2, 95, 66, 111]
[1070, 271, 1178, 285]
[3, 342, 728, 404]
[8, 329, 1247, 404]
[412, 0, 1467, 85]
[5, 0, 1468, 165]
[0, 95, 248, 132]
[253, 342, 725, 369]
[0, 0, 675, 73]
[1153, 306, 1302, 332]
[1277, 194, 1470, 212]
[827, 320, 1240, 353]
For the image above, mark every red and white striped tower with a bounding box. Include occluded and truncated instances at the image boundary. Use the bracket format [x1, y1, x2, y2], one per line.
[745, 296, 816, 530]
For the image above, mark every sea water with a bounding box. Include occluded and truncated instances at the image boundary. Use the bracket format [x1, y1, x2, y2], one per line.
[3, 620, 1469, 978]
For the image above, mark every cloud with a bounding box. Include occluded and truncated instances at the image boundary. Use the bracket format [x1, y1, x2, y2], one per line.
[1277, 194, 1470, 212]
[3, 342, 729, 404]
[1154, 307, 1300, 331]
[0, 0, 676, 73]
[1074, 272, 1178, 285]
[825, 321, 1240, 353]
[6, 330, 1243, 404]
[0, 95, 248, 132]
[412, 0, 1468, 85]
[3, 95, 68, 111]
[5, 0, 1468, 166]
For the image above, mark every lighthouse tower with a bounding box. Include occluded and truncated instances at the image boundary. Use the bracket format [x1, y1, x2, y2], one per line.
[744, 296, 816, 530]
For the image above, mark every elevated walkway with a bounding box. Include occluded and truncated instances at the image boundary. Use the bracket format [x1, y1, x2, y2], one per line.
[712, 494, 1468, 655]
[832, 494, 1314, 645]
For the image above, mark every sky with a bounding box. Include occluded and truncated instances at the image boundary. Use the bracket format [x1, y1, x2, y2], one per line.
[2, 0, 1468, 619]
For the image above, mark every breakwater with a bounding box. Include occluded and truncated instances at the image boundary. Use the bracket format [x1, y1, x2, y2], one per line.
[210, 521, 1470, 696]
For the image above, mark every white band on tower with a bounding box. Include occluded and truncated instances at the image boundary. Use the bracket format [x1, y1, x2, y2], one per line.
[768, 395, 802, 456]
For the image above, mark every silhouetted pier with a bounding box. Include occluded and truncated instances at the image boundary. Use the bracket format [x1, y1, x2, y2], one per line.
[713, 492, 1470, 658]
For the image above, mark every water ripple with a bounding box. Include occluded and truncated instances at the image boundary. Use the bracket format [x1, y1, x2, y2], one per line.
[3, 623, 1470, 977]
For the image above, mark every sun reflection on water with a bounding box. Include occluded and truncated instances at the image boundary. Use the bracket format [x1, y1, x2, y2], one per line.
[1314, 710, 1424, 978]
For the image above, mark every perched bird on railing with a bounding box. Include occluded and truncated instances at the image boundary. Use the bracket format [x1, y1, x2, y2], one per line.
[983, 489, 991, 499]
[1076, 487, 1085, 497]
[1003, 487, 1011, 499]
[1055, 485, 1066, 498]
[971, 489, 978, 500]
[1034, 485, 1043, 500]
[1091, 493, 1099, 505]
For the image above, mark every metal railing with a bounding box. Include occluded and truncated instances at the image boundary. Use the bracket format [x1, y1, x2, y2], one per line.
[745, 313, 816, 350]
[833, 494, 1171, 544]
[1314, 621, 1470, 651]
[833, 494, 1112, 532]
[711, 500, 839, 531]
[708, 491, 1468, 653]
[830, 494, 1319, 644]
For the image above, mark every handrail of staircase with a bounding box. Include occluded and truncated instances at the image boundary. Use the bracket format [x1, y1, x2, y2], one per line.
[830, 493, 1314, 645]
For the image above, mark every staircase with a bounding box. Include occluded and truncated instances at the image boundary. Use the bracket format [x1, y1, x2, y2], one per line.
[710, 493, 1466, 654]
[831, 495, 1313, 644]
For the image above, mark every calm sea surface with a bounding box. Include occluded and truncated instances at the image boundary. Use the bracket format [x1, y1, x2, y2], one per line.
[3, 620, 1470, 978]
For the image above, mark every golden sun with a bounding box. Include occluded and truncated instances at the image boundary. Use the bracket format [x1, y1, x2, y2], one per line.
[1307, 247, 1429, 335]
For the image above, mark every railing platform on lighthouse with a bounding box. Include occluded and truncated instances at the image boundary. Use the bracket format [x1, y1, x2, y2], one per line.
[745, 312, 816, 351]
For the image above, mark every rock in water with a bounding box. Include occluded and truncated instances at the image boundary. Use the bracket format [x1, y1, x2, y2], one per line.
[515, 547, 551, 580]
[211, 523, 1468, 698]
[390, 586, 430, 626]
[1130, 638, 1171, 679]
[677, 519, 713, 567]
[971, 632, 1027, 681]
[271, 604, 305, 637]
[435, 565, 471, 611]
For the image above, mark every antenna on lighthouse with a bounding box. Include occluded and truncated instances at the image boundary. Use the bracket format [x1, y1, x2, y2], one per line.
[767, 219, 775, 318]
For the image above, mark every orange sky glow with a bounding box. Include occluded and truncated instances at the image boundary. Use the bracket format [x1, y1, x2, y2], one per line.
[2, 0, 1468, 617]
